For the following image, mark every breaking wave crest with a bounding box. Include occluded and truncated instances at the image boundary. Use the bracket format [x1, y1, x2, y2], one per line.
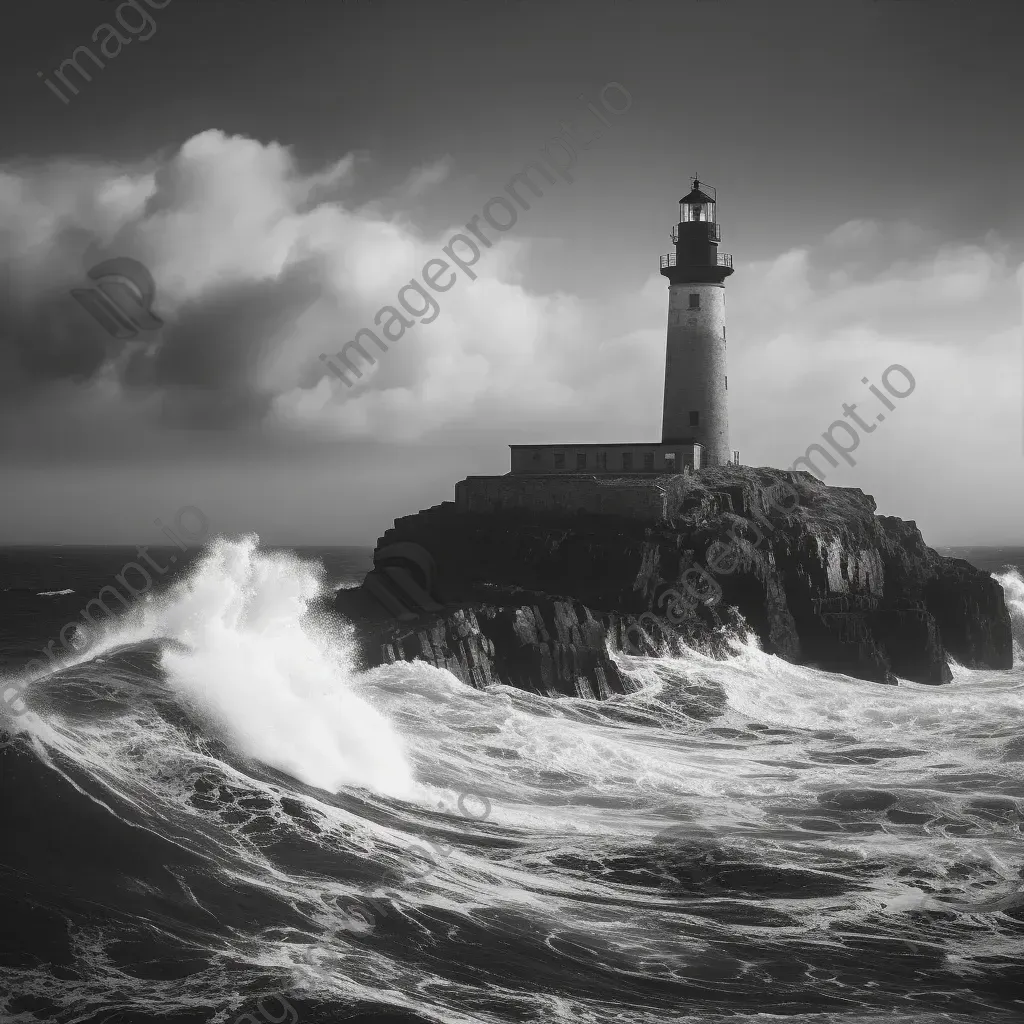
[995, 566, 1024, 658]
[152, 536, 415, 798]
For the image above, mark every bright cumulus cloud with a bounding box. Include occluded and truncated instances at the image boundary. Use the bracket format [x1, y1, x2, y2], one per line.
[1, 129, 1021, 542]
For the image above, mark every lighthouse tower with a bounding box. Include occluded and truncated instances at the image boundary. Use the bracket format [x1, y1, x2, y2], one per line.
[659, 178, 734, 466]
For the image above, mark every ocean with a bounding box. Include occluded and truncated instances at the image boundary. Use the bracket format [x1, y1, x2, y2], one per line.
[2, 538, 1023, 1024]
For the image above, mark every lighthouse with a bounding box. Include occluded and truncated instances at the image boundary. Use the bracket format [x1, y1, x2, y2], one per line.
[659, 179, 734, 466]
[503, 179, 737, 478]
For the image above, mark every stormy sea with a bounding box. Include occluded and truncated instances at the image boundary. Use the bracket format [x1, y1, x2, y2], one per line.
[2, 538, 1023, 1024]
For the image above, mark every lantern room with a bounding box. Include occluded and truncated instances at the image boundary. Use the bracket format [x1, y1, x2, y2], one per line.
[663, 177, 732, 284]
[679, 180, 716, 224]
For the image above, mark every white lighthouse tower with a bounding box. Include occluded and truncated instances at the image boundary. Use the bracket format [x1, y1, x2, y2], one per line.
[503, 179, 736, 478]
[659, 178, 734, 466]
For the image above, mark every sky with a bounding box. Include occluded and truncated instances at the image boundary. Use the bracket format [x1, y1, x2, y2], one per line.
[1, 0, 1022, 546]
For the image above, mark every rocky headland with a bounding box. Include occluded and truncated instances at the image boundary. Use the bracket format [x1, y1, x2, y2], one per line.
[333, 466, 1013, 697]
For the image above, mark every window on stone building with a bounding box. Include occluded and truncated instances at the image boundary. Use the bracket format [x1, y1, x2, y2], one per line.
[576, 453, 587, 470]
[598, 451, 607, 470]
[622, 452, 633, 470]
[664, 452, 677, 471]
[532, 450, 541, 461]
[689, 293, 700, 309]
[554, 452, 565, 469]
[643, 451, 654, 470]
[689, 411, 699, 426]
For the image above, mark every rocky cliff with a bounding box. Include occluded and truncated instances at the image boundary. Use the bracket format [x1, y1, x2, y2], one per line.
[333, 466, 1013, 696]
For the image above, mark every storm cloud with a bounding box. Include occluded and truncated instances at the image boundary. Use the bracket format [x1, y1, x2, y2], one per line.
[1, 128, 1020, 520]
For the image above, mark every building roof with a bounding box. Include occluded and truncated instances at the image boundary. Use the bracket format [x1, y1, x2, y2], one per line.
[509, 441, 702, 449]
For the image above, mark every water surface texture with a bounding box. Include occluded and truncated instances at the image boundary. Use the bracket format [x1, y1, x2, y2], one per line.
[2, 541, 1023, 1024]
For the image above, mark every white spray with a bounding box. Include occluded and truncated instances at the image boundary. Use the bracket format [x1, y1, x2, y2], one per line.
[151, 535, 415, 799]
[994, 566, 1024, 660]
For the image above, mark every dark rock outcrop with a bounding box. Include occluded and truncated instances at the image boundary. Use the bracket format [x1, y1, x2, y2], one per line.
[334, 466, 1013, 695]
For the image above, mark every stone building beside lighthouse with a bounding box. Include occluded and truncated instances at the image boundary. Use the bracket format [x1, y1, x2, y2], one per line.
[453, 179, 740, 517]
[506, 178, 739, 476]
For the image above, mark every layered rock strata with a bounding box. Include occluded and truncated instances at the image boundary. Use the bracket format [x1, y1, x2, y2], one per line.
[333, 467, 1013, 695]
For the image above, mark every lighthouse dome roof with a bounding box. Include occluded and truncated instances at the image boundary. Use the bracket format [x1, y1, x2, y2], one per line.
[680, 183, 715, 204]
